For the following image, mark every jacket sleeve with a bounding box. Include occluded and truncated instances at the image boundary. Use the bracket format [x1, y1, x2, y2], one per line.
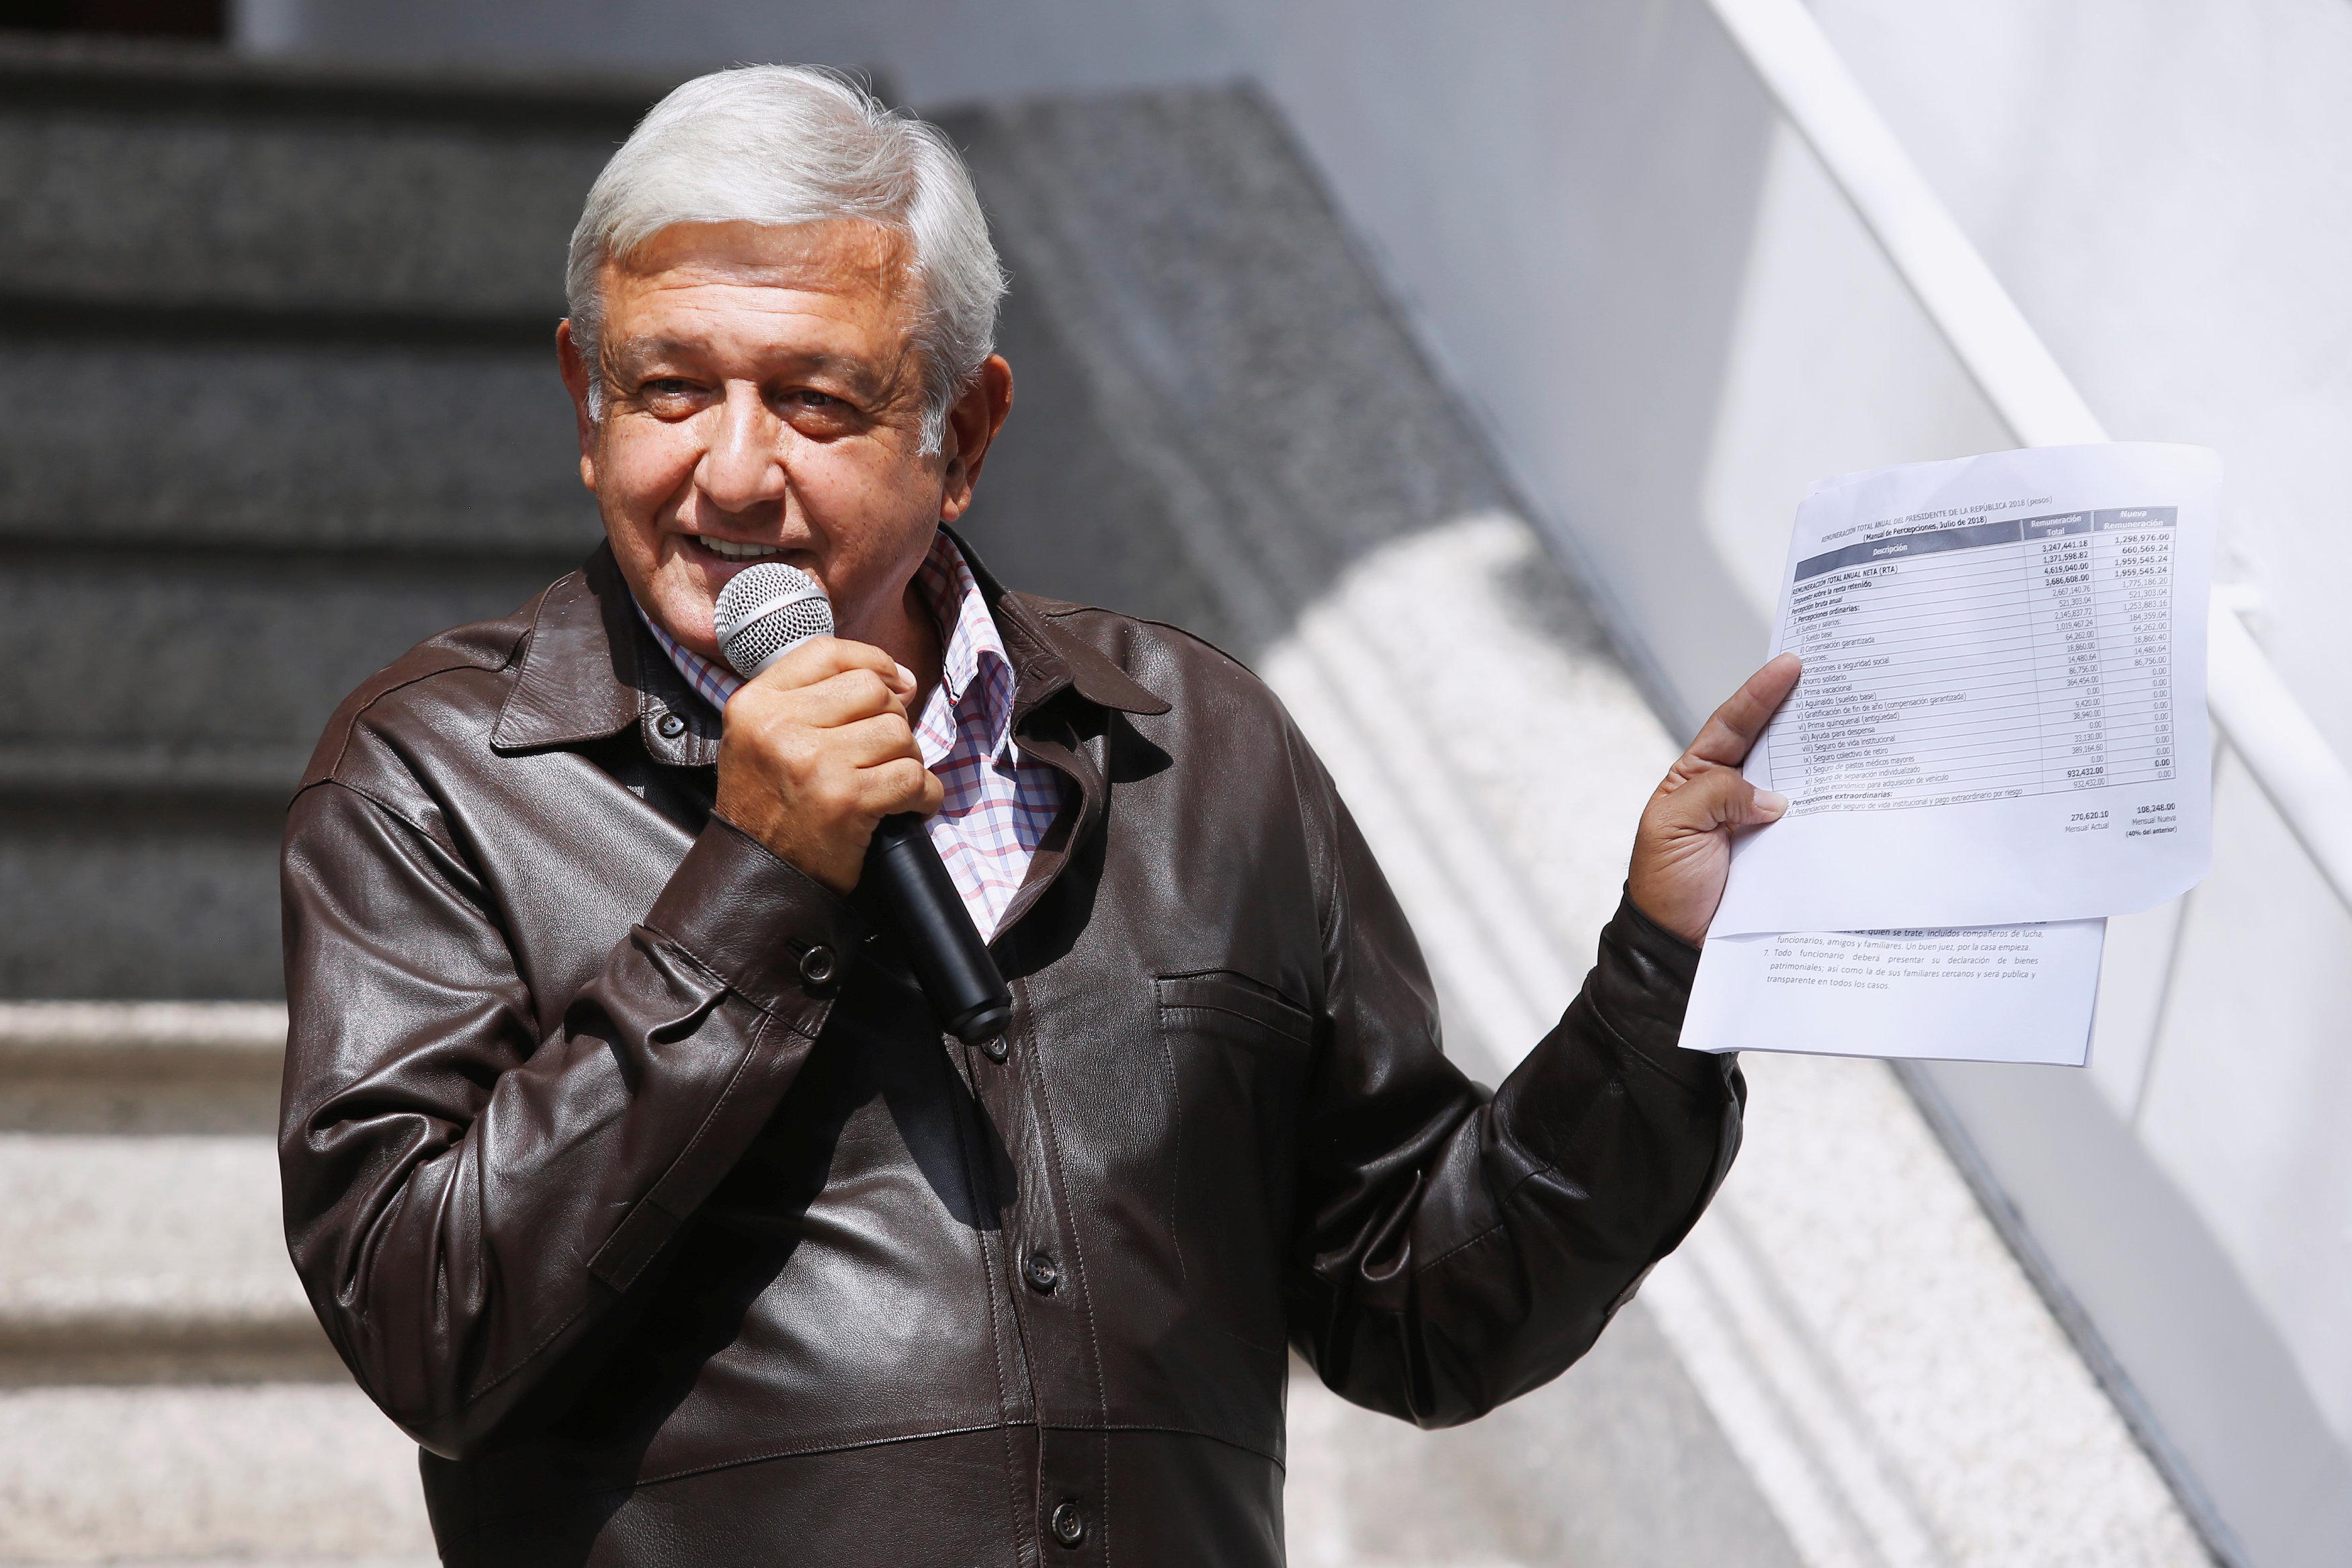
[279, 781, 852, 1459]
[1284, 752, 1743, 1428]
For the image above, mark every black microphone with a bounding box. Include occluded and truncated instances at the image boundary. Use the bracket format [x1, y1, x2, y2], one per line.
[713, 562, 1014, 1046]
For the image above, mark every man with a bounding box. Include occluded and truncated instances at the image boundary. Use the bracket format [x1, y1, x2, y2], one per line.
[280, 65, 1798, 1566]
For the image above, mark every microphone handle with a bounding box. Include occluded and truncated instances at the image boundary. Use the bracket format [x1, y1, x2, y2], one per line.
[863, 814, 1014, 1046]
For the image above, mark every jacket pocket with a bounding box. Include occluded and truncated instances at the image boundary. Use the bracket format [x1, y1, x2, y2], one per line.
[1154, 969, 1315, 1360]
[1156, 969, 1316, 1051]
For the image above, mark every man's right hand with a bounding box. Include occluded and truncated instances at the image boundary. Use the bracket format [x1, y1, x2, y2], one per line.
[713, 638, 943, 894]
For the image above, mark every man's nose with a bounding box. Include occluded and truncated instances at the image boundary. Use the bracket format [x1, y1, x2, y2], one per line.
[696, 382, 788, 515]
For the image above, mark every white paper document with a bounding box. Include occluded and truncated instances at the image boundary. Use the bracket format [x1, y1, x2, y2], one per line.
[1710, 443, 2218, 937]
[1682, 920, 2105, 1065]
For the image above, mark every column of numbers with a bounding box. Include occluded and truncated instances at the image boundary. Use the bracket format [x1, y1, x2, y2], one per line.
[2093, 522, 2175, 785]
[2026, 527, 2104, 789]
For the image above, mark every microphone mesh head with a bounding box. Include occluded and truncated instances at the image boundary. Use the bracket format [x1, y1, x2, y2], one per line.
[714, 562, 835, 679]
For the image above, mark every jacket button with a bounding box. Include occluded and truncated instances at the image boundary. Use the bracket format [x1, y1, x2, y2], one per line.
[1023, 1252, 1060, 1295]
[655, 711, 687, 738]
[1049, 1500, 1085, 1547]
[798, 945, 838, 986]
[979, 1033, 1009, 1063]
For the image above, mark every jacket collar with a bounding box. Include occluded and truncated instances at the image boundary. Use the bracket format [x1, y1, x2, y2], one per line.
[491, 546, 641, 752]
[946, 526, 1170, 722]
[491, 535, 1168, 760]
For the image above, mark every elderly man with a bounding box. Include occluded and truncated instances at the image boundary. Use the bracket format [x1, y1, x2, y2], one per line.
[280, 65, 1797, 1566]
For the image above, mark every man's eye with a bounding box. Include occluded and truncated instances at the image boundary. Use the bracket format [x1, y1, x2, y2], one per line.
[642, 379, 697, 398]
[788, 389, 843, 410]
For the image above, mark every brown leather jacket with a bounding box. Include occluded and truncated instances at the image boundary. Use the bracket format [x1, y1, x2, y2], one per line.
[279, 539, 1743, 1567]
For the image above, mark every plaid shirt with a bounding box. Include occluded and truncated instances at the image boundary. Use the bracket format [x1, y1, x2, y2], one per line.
[637, 534, 1068, 940]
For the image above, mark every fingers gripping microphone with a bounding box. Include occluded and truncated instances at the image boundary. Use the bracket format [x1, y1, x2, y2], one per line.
[715, 564, 1015, 1047]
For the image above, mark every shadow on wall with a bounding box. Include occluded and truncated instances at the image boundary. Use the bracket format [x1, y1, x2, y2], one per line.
[949, 84, 1582, 663]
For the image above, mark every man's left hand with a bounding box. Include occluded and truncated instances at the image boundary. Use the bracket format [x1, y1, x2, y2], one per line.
[1628, 654, 1803, 945]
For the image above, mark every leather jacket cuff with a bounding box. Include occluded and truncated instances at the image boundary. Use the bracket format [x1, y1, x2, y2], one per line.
[1591, 886, 1725, 1096]
[642, 816, 857, 1022]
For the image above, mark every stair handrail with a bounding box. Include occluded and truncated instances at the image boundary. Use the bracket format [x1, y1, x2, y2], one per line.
[1706, 0, 2352, 918]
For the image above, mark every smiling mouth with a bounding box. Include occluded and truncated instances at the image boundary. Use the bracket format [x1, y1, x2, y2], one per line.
[689, 535, 788, 562]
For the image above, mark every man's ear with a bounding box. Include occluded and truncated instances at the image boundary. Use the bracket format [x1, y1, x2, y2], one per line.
[938, 354, 1015, 523]
[556, 319, 599, 492]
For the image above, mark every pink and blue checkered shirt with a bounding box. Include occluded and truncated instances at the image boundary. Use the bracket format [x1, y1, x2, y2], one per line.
[638, 534, 1068, 940]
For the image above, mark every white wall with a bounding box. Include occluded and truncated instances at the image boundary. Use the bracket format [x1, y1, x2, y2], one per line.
[241, 1, 2352, 1559]
[1681, 6, 2352, 1552]
[1882, 0, 2352, 1423]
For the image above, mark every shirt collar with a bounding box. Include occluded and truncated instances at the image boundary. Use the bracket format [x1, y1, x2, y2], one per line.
[635, 601, 741, 712]
[914, 530, 1019, 764]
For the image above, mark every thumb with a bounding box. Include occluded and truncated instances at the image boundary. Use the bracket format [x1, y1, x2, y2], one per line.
[1658, 764, 1789, 836]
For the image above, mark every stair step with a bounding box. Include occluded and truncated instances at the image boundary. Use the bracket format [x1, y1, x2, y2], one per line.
[0, 817, 288, 1000]
[0, 335, 597, 554]
[1, 550, 575, 761]
[13, 1561, 435, 1568]
[0, 1000, 285, 1059]
[0, 1381, 432, 1563]
[0, 1131, 331, 1383]
[0, 545, 575, 1000]
[0, 1001, 416, 1555]
[0, 1006, 326, 1379]
[12, 1561, 433, 1567]
[0, 36, 655, 321]
[0, 743, 318, 803]
[0, 1002, 283, 1134]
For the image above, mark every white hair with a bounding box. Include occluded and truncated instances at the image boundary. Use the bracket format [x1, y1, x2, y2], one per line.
[566, 65, 1005, 454]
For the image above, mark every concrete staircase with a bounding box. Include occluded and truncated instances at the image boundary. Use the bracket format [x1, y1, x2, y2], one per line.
[0, 36, 1800, 1565]
[0, 35, 637, 1000]
[0, 36, 634, 1564]
[0, 1002, 433, 1562]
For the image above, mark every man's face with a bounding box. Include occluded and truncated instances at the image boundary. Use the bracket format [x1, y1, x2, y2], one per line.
[559, 220, 955, 659]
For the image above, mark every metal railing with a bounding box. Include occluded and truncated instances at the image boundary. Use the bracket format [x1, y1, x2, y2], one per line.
[1708, 0, 2352, 918]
